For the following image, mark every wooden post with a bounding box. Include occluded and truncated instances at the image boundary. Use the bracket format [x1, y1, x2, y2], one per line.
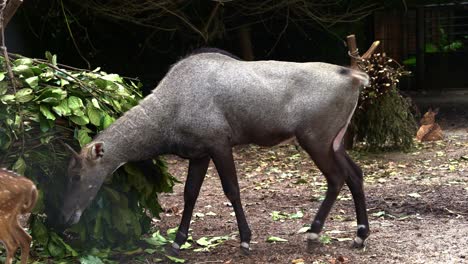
[344, 34, 380, 149]
[346, 34, 359, 69]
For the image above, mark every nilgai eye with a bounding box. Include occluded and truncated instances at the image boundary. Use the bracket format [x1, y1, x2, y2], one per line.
[71, 174, 81, 183]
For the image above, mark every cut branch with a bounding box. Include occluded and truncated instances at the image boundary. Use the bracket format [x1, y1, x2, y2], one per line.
[4, 0, 22, 26]
[0, 0, 18, 93]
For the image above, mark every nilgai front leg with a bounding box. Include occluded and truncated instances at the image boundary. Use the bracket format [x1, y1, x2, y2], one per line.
[210, 147, 252, 254]
[172, 156, 210, 254]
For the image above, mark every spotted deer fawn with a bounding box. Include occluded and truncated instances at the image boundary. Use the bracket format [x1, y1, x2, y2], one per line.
[0, 169, 38, 264]
[416, 108, 444, 141]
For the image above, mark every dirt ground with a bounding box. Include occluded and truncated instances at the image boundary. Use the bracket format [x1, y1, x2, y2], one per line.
[150, 110, 468, 264]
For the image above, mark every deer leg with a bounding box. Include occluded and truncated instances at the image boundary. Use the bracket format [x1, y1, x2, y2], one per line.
[14, 223, 32, 264]
[4, 241, 17, 264]
[210, 147, 252, 255]
[171, 156, 210, 255]
[296, 135, 346, 247]
[343, 152, 369, 248]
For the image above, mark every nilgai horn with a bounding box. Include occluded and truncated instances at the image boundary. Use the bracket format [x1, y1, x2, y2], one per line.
[59, 49, 370, 254]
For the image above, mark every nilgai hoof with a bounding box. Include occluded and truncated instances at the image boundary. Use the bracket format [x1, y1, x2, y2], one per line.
[352, 237, 366, 249]
[306, 233, 321, 252]
[166, 243, 181, 256]
[240, 242, 250, 255]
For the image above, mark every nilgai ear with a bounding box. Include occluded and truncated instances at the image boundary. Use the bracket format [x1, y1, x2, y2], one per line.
[87, 142, 105, 161]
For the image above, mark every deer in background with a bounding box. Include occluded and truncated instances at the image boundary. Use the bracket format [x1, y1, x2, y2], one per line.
[416, 108, 444, 141]
[0, 169, 38, 264]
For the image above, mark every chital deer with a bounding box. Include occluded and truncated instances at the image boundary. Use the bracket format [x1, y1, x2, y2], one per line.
[416, 108, 444, 141]
[0, 169, 38, 264]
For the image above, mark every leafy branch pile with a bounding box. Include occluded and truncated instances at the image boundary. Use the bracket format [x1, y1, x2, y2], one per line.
[0, 53, 174, 259]
[352, 53, 416, 151]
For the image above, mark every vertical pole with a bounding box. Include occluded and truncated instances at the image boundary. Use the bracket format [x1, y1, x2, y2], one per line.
[346, 34, 359, 69]
[416, 6, 425, 90]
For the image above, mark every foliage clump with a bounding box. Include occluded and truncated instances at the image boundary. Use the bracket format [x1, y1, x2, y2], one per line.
[0, 52, 174, 259]
[352, 53, 416, 151]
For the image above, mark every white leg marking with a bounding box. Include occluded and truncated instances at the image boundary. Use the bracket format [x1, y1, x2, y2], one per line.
[357, 224, 367, 230]
[354, 236, 364, 245]
[172, 242, 180, 250]
[306, 233, 319, 241]
[240, 242, 250, 249]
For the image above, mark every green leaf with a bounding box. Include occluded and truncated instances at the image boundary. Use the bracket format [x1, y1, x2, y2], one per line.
[1, 94, 15, 103]
[45, 51, 57, 66]
[12, 157, 26, 175]
[39, 114, 54, 132]
[0, 129, 12, 150]
[40, 105, 56, 120]
[319, 235, 332, 244]
[31, 218, 49, 246]
[79, 255, 104, 264]
[102, 114, 115, 129]
[52, 100, 72, 116]
[144, 230, 168, 246]
[266, 236, 288, 243]
[12, 64, 34, 78]
[77, 127, 92, 146]
[36, 87, 67, 103]
[13, 58, 34, 66]
[91, 98, 101, 109]
[196, 237, 210, 247]
[165, 255, 185, 263]
[25, 76, 39, 88]
[101, 73, 123, 83]
[0, 82, 8, 95]
[289, 210, 304, 219]
[70, 115, 89, 125]
[48, 233, 66, 258]
[87, 107, 103, 126]
[271, 211, 287, 221]
[68, 96, 84, 111]
[15, 88, 34, 103]
[0, 72, 5, 81]
[144, 248, 157, 254]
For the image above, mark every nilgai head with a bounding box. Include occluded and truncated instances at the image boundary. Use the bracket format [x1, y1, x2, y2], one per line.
[61, 142, 117, 226]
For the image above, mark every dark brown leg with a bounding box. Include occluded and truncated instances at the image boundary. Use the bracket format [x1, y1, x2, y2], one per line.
[210, 147, 252, 254]
[296, 135, 346, 246]
[343, 152, 369, 247]
[171, 156, 210, 255]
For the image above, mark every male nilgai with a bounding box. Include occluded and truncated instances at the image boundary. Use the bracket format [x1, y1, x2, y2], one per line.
[60, 50, 370, 254]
